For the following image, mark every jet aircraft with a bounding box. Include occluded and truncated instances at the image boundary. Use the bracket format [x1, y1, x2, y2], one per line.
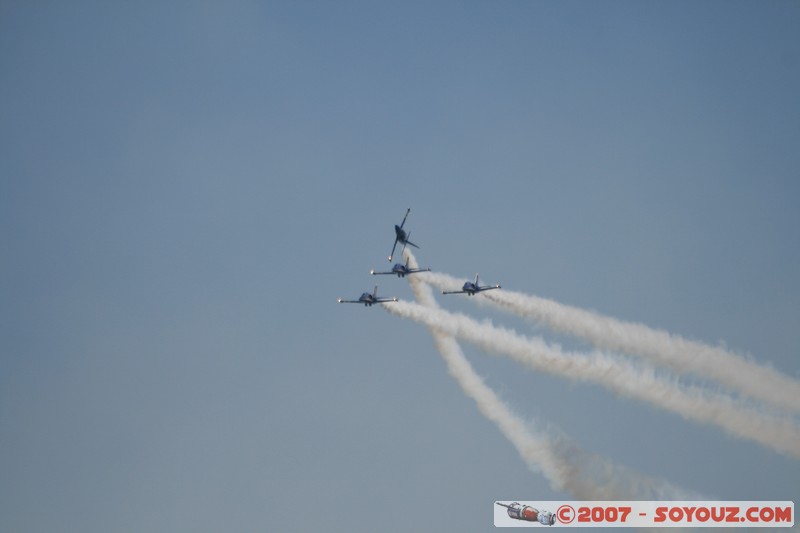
[388, 208, 419, 262]
[337, 285, 398, 307]
[370, 257, 431, 278]
[442, 274, 501, 296]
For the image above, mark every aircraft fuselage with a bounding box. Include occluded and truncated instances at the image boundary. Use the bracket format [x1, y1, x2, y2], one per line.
[392, 265, 408, 277]
[462, 282, 478, 295]
[395, 225, 408, 243]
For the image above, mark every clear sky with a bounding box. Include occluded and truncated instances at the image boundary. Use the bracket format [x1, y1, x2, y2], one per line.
[1, 2, 798, 531]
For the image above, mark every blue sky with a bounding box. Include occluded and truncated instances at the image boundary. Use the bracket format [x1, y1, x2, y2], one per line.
[1, 2, 799, 531]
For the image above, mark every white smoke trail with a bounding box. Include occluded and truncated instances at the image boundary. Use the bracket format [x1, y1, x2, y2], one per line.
[386, 287, 800, 459]
[401, 250, 696, 499]
[419, 271, 800, 415]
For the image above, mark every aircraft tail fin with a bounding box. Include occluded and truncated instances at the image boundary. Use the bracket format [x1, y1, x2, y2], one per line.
[405, 231, 420, 249]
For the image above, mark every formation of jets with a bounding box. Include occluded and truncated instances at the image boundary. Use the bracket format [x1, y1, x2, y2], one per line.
[338, 208, 502, 307]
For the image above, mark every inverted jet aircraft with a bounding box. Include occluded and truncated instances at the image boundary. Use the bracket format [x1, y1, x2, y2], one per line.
[388, 208, 419, 262]
[370, 257, 431, 278]
[337, 285, 398, 307]
[442, 274, 501, 296]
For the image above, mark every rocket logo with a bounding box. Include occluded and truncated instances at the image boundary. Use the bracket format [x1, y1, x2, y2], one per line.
[496, 502, 556, 526]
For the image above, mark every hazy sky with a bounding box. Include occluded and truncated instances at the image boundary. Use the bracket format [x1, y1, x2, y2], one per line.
[2, 2, 799, 532]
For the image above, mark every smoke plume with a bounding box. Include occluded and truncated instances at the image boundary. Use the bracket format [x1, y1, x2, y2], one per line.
[419, 271, 800, 415]
[399, 250, 698, 498]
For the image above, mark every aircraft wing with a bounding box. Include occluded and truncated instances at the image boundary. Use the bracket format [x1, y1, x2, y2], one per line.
[478, 284, 501, 292]
[388, 237, 400, 262]
[373, 297, 399, 303]
[399, 208, 411, 229]
[337, 298, 362, 304]
[407, 267, 431, 274]
[441, 289, 467, 295]
[370, 269, 395, 276]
